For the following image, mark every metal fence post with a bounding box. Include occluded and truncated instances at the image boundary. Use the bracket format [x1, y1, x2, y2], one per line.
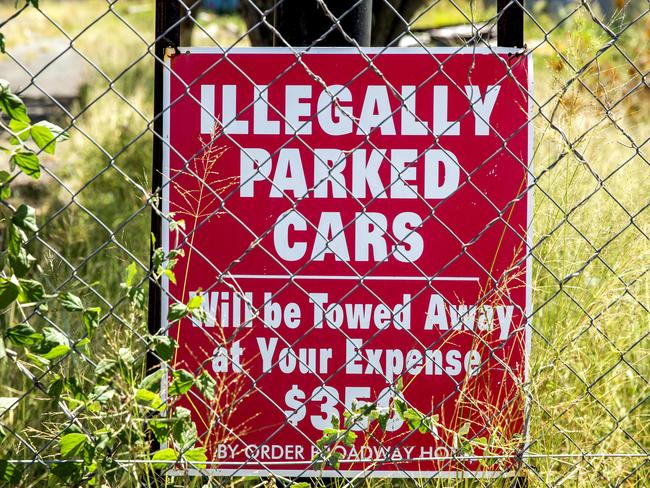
[273, 0, 372, 47]
[497, 2, 527, 485]
[148, 1, 181, 376]
[497, 0, 525, 48]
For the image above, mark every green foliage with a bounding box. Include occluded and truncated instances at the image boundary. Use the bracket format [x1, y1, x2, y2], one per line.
[17, 278, 44, 303]
[135, 388, 165, 411]
[151, 334, 177, 361]
[0, 460, 21, 484]
[0, 276, 20, 308]
[0, 80, 29, 123]
[313, 383, 445, 470]
[29, 120, 69, 154]
[167, 287, 205, 324]
[121, 261, 146, 309]
[6, 323, 42, 346]
[10, 150, 39, 178]
[393, 397, 439, 435]
[82, 307, 101, 339]
[11, 204, 37, 232]
[169, 368, 194, 396]
[0, 69, 213, 484]
[151, 448, 177, 469]
[314, 416, 358, 469]
[0, 4, 224, 485]
[0, 80, 68, 184]
[59, 432, 89, 459]
[184, 447, 208, 468]
[196, 370, 216, 400]
[35, 327, 70, 360]
[139, 368, 163, 392]
[58, 292, 83, 312]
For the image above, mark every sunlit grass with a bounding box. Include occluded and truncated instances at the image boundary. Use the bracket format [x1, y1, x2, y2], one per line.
[412, 1, 491, 29]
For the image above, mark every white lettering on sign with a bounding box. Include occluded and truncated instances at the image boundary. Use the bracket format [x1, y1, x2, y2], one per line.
[196, 82, 501, 265]
[166, 49, 531, 477]
[237, 144, 457, 263]
[239, 147, 460, 200]
[199, 83, 500, 136]
[272, 210, 424, 263]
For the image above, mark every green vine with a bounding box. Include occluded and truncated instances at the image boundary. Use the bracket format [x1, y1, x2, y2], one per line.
[0, 57, 209, 488]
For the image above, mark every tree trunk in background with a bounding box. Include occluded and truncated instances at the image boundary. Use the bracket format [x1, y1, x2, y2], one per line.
[370, 0, 421, 46]
[240, 0, 423, 47]
[240, 0, 277, 46]
[195, 0, 631, 48]
[180, 1, 202, 47]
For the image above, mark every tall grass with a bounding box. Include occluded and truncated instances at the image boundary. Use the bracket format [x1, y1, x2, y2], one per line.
[0, 3, 157, 484]
[0, 0, 647, 486]
[526, 7, 649, 486]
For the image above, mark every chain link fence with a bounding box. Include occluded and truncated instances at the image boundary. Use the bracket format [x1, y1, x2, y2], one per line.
[0, 0, 647, 486]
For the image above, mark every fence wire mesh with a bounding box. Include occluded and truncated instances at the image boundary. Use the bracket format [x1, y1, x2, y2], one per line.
[0, 0, 648, 486]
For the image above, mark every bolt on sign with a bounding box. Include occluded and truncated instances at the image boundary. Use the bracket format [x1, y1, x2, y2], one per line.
[162, 48, 532, 477]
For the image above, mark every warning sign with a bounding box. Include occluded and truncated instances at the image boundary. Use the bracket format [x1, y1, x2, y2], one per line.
[162, 48, 532, 477]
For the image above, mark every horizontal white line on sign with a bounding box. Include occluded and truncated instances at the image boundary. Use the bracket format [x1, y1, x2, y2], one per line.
[226, 274, 479, 282]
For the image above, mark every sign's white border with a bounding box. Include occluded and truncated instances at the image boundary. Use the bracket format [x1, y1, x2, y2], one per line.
[161, 47, 533, 478]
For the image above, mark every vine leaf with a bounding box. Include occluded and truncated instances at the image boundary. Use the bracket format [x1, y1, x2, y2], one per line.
[0, 170, 11, 199]
[178, 421, 198, 450]
[0, 79, 29, 123]
[59, 433, 88, 459]
[167, 303, 189, 323]
[9, 248, 36, 278]
[7, 223, 26, 257]
[135, 389, 165, 411]
[17, 279, 44, 303]
[196, 371, 216, 400]
[169, 369, 194, 396]
[83, 307, 101, 339]
[6, 323, 42, 346]
[9, 119, 30, 142]
[10, 150, 39, 179]
[35, 327, 70, 360]
[139, 369, 163, 392]
[183, 447, 207, 468]
[151, 335, 177, 361]
[0, 276, 20, 309]
[0, 460, 21, 484]
[148, 418, 172, 444]
[151, 448, 177, 469]
[58, 292, 83, 312]
[12, 204, 37, 232]
[30, 121, 68, 155]
[9, 248, 36, 277]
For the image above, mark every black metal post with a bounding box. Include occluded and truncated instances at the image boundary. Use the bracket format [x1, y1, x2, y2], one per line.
[274, 0, 372, 47]
[148, 1, 181, 374]
[497, 0, 525, 48]
[497, 2, 526, 484]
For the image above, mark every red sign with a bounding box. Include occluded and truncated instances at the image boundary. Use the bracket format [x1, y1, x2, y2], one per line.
[163, 48, 532, 477]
